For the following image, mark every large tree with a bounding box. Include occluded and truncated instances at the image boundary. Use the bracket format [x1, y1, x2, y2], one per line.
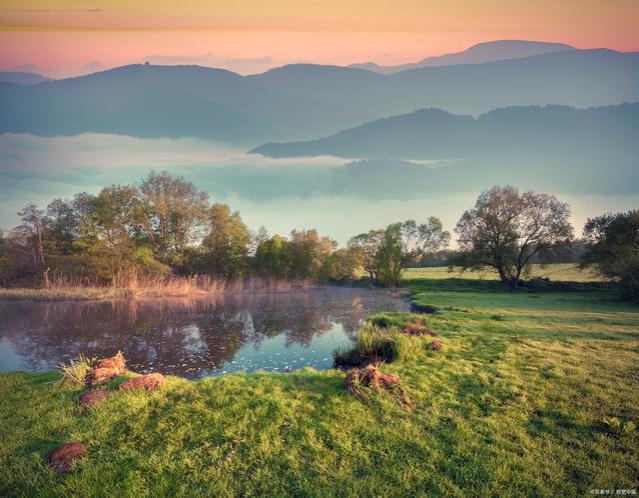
[454, 186, 573, 290]
[581, 209, 639, 301]
[136, 170, 209, 265]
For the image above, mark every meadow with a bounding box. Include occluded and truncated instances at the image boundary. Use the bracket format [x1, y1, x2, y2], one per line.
[0, 265, 637, 496]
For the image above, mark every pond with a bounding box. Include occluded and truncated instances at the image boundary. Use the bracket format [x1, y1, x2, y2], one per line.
[0, 287, 409, 378]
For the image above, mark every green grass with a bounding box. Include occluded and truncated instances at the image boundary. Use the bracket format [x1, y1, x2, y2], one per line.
[403, 263, 603, 282]
[1, 268, 638, 496]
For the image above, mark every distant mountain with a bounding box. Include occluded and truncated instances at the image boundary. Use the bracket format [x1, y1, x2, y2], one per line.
[252, 103, 639, 195]
[0, 71, 50, 85]
[1, 49, 638, 145]
[252, 103, 639, 159]
[350, 40, 576, 74]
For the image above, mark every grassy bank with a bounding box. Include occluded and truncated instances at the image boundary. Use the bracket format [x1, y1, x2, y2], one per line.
[1, 270, 637, 496]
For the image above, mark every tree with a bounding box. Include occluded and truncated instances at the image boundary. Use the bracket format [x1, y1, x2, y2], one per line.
[454, 186, 573, 290]
[77, 185, 160, 283]
[581, 210, 639, 301]
[376, 219, 450, 287]
[200, 204, 251, 278]
[44, 198, 81, 256]
[14, 203, 46, 267]
[288, 229, 335, 281]
[136, 170, 209, 265]
[320, 247, 363, 282]
[348, 230, 385, 282]
[253, 235, 291, 279]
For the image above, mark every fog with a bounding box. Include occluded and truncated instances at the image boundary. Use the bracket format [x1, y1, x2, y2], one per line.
[1, 133, 637, 245]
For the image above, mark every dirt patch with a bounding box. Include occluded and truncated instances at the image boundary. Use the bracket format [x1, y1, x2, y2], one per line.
[402, 320, 437, 336]
[79, 390, 109, 408]
[95, 351, 126, 372]
[345, 365, 413, 409]
[84, 352, 127, 387]
[47, 442, 86, 474]
[119, 373, 166, 392]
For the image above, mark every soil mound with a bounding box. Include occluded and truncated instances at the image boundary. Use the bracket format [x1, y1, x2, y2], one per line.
[79, 390, 109, 408]
[48, 442, 86, 474]
[84, 352, 126, 387]
[402, 321, 437, 336]
[119, 373, 165, 392]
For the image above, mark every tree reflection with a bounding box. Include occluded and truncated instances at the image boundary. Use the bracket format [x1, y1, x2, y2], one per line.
[0, 288, 408, 377]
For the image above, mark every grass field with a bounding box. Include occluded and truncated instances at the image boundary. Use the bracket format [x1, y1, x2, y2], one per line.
[1, 266, 637, 496]
[403, 263, 603, 282]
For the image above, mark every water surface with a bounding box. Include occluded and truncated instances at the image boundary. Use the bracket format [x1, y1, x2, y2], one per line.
[0, 287, 408, 378]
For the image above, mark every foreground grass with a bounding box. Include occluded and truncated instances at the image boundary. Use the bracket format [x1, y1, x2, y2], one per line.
[1, 274, 638, 496]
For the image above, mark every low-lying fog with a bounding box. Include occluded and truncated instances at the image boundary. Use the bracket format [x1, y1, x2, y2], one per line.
[1, 133, 637, 243]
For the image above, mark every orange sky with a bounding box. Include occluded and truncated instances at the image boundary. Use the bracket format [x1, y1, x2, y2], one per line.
[1, 0, 638, 76]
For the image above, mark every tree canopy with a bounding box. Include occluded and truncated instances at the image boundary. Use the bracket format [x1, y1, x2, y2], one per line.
[453, 186, 573, 290]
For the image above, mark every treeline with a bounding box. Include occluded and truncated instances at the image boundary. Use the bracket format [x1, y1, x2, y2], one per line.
[1, 175, 636, 300]
[0, 171, 449, 288]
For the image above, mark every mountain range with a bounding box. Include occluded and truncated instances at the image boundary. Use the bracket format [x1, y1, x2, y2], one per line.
[0, 71, 50, 85]
[350, 40, 576, 74]
[1, 46, 638, 146]
[253, 103, 639, 196]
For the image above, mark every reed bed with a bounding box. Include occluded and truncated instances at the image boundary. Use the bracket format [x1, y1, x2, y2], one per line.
[0, 273, 313, 301]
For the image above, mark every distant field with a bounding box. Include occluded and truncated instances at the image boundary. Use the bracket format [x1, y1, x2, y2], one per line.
[404, 263, 603, 282]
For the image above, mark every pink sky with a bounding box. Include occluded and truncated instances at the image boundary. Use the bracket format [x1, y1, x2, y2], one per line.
[1, 0, 638, 77]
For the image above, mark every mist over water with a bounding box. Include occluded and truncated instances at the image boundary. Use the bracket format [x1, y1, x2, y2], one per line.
[1, 132, 637, 243]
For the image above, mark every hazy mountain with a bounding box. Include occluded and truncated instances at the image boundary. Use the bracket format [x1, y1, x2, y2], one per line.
[253, 103, 639, 195]
[0, 71, 50, 85]
[350, 40, 575, 74]
[253, 103, 639, 158]
[1, 49, 638, 145]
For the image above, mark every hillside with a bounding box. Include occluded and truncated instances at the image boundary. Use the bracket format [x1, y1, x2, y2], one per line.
[1, 49, 638, 145]
[350, 40, 575, 74]
[253, 103, 639, 195]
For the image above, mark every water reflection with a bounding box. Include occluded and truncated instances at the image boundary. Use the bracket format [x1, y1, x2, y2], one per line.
[0, 288, 408, 378]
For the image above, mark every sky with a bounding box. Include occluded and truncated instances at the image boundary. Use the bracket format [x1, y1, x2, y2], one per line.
[1, 0, 639, 77]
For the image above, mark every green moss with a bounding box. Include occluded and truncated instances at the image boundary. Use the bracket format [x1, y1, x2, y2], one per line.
[1, 269, 638, 496]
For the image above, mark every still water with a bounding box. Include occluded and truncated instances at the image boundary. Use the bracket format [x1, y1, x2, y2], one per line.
[0, 288, 409, 378]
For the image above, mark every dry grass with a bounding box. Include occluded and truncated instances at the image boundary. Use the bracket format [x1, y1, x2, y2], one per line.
[0, 275, 312, 301]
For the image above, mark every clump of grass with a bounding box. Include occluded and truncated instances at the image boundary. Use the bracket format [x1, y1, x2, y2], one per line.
[334, 323, 425, 366]
[491, 313, 506, 321]
[57, 354, 96, 386]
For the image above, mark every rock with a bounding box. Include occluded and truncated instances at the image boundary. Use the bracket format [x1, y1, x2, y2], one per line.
[84, 352, 127, 387]
[79, 390, 109, 408]
[47, 442, 86, 474]
[119, 373, 165, 392]
[431, 340, 443, 351]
